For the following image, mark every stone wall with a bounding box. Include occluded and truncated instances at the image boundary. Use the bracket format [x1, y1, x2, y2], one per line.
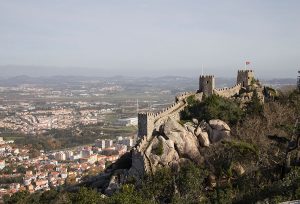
[175, 92, 195, 102]
[153, 101, 185, 130]
[214, 83, 242, 98]
[129, 134, 153, 177]
[138, 92, 197, 138]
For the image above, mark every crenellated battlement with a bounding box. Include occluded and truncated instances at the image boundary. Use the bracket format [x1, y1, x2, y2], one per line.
[199, 75, 215, 79]
[138, 112, 155, 117]
[214, 83, 242, 97]
[215, 83, 242, 92]
[238, 69, 254, 73]
[175, 91, 195, 102]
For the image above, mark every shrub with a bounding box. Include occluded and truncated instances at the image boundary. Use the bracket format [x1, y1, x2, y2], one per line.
[223, 140, 258, 157]
[152, 139, 164, 156]
[245, 90, 263, 116]
[182, 94, 244, 125]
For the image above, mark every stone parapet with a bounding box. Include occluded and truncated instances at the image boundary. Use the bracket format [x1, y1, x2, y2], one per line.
[214, 83, 242, 97]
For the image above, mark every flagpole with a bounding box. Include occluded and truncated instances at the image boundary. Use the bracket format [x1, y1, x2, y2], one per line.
[201, 64, 204, 75]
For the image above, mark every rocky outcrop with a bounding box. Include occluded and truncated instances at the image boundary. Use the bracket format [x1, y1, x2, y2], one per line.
[127, 117, 231, 181]
[164, 118, 204, 165]
[209, 119, 230, 131]
[82, 117, 231, 194]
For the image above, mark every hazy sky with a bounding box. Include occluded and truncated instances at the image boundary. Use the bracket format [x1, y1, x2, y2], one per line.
[0, 0, 299, 78]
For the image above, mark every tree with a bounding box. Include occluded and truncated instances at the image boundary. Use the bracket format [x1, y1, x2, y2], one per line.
[245, 90, 263, 116]
[109, 184, 146, 204]
[3, 191, 30, 204]
[140, 167, 174, 202]
[17, 165, 26, 174]
[71, 187, 104, 204]
[175, 161, 207, 202]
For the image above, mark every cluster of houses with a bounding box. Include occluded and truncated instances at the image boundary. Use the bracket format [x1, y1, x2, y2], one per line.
[0, 107, 115, 135]
[0, 136, 135, 200]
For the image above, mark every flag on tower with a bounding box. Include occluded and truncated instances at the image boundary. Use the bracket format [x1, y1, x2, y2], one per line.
[246, 61, 250, 65]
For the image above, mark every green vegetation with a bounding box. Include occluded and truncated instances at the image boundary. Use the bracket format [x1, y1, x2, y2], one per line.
[3, 124, 137, 152]
[4, 162, 207, 204]
[245, 89, 263, 116]
[152, 139, 164, 156]
[223, 140, 258, 158]
[11, 161, 300, 204]
[182, 94, 244, 125]
[0, 176, 23, 185]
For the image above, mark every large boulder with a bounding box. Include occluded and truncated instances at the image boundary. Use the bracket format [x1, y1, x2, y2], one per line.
[232, 163, 245, 176]
[209, 119, 231, 131]
[195, 126, 210, 147]
[184, 123, 196, 134]
[208, 119, 230, 143]
[146, 136, 179, 169]
[192, 118, 199, 125]
[209, 129, 230, 143]
[163, 117, 204, 165]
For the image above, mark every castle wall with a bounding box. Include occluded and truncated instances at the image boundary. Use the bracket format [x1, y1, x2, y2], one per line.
[153, 101, 185, 130]
[138, 92, 197, 138]
[175, 92, 195, 102]
[214, 83, 242, 98]
[129, 134, 153, 177]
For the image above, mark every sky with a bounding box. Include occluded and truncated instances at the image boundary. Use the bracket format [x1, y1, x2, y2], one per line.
[0, 0, 299, 78]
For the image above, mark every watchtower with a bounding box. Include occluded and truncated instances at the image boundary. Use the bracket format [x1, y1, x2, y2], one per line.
[137, 113, 155, 138]
[237, 70, 254, 87]
[199, 75, 215, 96]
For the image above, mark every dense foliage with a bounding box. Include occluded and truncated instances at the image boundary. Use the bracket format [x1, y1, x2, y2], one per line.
[182, 94, 245, 125]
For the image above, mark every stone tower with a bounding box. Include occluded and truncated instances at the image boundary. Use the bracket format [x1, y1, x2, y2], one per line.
[199, 75, 215, 96]
[138, 113, 155, 138]
[237, 70, 254, 87]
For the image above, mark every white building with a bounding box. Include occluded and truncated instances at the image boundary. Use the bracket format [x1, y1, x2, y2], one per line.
[115, 117, 138, 126]
[65, 151, 74, 160]
[121, 138, 134, 147]
[0, 160, 5, 170]
[95, 139, 106, 149]
[55, 152, 66, 161]
[0, 137, 4, 145]
[105, 139, 113, 148]
[70, 154, 81, 161]
[81, 149, 93, 157]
